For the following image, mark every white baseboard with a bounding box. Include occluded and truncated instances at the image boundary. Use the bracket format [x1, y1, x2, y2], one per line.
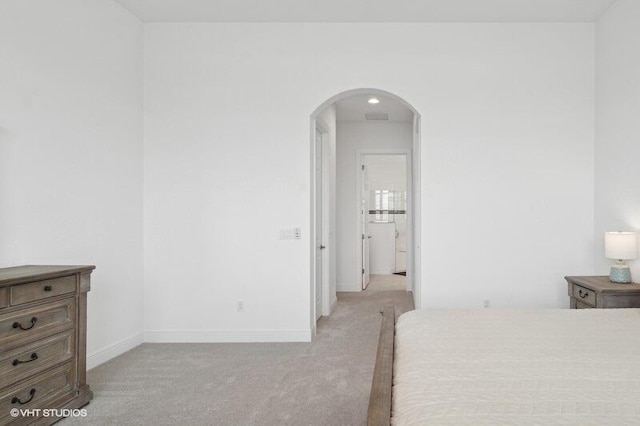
[144, 329, 312, 343]
[370, 268, 395, 275]
[87, 332, 144, 370]
[337, 282, 361, 292]
[87, 329, 312, 366]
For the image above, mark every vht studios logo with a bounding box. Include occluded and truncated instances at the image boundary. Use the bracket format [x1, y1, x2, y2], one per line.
[10, 408, 88, 418]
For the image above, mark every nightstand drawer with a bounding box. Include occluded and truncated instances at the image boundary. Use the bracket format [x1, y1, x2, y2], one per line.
[573, 285, 596, 306]
[0, 298, 76, 351]
[575, 301, 593, 309]
[10, 275, 76, 306]
[0, 331, 75, 386]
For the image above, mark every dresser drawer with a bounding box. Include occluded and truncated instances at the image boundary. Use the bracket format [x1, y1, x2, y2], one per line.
[0, 288, 7, 308]
[0, 362, 75, 424]
[10, 275, 76, 306]
[572, 285, 596, 307]
[0, 298, 76, 351]
[0, 331, 74, 386]
[575, 301, 594, 309]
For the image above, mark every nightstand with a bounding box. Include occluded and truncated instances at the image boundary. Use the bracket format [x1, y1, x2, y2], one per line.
[565, 276, 640, 309]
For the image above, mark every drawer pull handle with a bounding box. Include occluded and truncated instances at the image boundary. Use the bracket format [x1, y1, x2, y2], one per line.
[12, 317, 37, 331]
[44, 285, 52, 291]
[11, 388, 36, 405]
[12, 353, 38, 366]
[579, 289, 589, 299]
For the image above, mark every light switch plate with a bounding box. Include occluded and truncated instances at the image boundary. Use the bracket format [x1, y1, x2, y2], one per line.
[279, 227, 302, 240]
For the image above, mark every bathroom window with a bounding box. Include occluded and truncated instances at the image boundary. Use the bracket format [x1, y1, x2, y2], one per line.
[370, 190, 406, 222]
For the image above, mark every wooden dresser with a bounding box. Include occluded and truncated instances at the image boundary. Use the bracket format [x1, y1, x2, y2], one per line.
[0, 265, 94, 425]
[565, 276, 640, 309]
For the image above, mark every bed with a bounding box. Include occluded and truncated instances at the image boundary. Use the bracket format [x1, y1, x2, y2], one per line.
[368, 306, 640, 425]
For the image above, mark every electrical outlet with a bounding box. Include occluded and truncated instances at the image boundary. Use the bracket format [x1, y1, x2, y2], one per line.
[483, 299, 491, 308]
[237, 301, 244, 312]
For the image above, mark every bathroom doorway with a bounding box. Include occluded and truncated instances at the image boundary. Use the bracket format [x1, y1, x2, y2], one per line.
[360, 152, 410, 291]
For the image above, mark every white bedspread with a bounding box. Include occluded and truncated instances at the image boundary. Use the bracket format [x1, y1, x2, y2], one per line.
[392, 309, 640, 425]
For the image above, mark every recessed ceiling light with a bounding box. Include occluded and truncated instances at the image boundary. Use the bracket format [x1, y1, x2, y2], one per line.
[368, 97, 380, 104]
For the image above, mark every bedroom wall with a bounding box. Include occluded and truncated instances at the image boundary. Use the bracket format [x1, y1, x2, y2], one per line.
[143, 22, 595, 341]
[0, 0, 143, 367]
[336, 122, 413, 291]
[594, 0, 640, 282]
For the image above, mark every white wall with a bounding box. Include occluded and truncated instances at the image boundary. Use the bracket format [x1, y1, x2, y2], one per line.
[365, 155, 407, 196]
[143, 23, 595, 340]
[337, 122, 413, 290]
[595, 0, 640, 282]
[0, 0, 144, 367]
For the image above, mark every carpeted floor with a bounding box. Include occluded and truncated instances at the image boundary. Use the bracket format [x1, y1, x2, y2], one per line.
[62, 290, 413, 426]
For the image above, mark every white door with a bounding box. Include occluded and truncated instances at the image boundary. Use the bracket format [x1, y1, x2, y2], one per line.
[361, 162, 371, 290]
[315, 129, 323, 320]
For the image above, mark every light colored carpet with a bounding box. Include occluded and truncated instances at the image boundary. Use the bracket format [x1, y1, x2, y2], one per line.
[365, 274, 406, 291]
[62, 291, 413, 426]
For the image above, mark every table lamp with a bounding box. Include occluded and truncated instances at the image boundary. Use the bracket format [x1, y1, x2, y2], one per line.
[605, 231, 637, 283]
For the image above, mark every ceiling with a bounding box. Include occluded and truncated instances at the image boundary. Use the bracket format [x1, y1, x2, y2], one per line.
[114, 0, 617, 23]
[335, 95, 413, 123]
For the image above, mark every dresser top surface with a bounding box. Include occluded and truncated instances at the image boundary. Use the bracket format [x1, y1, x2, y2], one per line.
[565, 275, 640, 292]
[0, 265, 95, 287]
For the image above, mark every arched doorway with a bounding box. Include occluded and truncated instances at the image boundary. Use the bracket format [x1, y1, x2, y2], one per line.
[309, 88, 422, 335]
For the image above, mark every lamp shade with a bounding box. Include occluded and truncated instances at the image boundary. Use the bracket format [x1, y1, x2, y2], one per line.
[604, 232, 638, 260]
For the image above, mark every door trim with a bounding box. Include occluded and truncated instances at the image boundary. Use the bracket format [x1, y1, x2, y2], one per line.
[314, 127, 324, 321]
[311, 118, 332, 332]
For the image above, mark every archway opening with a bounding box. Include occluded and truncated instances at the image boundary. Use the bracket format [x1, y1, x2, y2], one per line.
[309, 88, 422, 335]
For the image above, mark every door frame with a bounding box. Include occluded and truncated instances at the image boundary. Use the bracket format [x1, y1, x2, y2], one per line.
[360, 159, 370, 290]
[314, 127, 324, 321]
[357, 150, 413, 293]
[311, 118, 332, 330]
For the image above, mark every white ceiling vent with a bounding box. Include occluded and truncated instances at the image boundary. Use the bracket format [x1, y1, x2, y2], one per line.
[365, 112, 390, 121]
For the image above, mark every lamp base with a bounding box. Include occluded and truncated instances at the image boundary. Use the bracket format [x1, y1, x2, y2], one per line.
[610, 265, 632, 283]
